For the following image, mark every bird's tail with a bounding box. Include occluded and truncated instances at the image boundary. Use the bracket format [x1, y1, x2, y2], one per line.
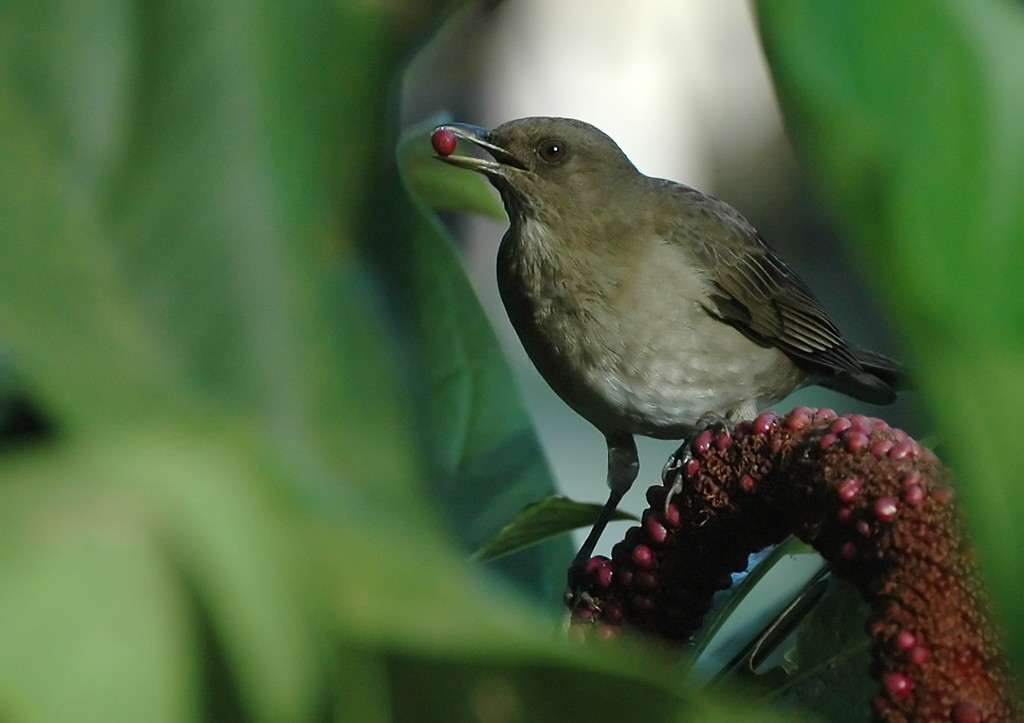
[852, 348, 912, 392]
[819, 347, 911, 406]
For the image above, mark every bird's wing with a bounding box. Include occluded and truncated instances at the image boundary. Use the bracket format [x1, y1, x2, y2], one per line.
[686, 213, 864, 376]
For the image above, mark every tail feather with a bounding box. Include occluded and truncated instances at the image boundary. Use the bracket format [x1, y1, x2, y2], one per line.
[819, 347, 911, 406]
[852, 348, 912, 392]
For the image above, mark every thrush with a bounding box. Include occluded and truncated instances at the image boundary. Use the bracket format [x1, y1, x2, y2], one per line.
[431, 117, 907, 591]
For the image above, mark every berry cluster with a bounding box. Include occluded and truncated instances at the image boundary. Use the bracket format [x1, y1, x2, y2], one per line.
[569, 407, 1017, 722]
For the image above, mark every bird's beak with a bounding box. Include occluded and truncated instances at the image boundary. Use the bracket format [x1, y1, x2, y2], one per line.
[433, 123, 528, 175]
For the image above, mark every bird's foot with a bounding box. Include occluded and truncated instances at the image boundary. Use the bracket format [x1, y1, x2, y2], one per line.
[695, 411, 735, 432]
[563, 557, 600, 612]
[663, 415, 736, 513]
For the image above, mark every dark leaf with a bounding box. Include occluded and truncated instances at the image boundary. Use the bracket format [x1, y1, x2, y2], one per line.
[473, 495, 639, 562]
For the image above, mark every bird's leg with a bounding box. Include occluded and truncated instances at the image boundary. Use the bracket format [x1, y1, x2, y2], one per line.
[663, 412, 737, 514]
[565, 433, 638, 603]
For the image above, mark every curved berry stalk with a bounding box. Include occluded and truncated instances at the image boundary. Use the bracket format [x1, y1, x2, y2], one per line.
[569, 407, 1018, 722]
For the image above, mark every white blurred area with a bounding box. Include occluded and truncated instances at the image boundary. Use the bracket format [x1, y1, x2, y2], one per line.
[475, 1, 780, 185]
[424, 1, 788, 551]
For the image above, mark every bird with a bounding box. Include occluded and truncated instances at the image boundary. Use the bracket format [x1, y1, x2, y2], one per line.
[430, 117, 907, 592]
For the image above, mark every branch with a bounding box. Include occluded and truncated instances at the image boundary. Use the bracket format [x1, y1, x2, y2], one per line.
[570, 407, 1018, 722]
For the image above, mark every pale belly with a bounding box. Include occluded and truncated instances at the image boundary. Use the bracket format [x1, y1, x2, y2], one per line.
[499, 219, 808, 439]
[515, 286, 809, 440]
[580, 329, 806, 439]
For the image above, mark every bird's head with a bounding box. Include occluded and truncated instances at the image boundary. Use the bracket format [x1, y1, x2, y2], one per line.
[432, 117, 641, 227]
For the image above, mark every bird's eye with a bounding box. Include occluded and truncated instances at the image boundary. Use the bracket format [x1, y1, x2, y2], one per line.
[537, 138, 568, 164]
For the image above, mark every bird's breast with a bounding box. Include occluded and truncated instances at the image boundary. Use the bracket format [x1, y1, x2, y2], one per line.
[496, 218, 806, 438]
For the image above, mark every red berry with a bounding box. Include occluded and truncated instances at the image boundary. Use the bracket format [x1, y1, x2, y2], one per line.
[634, 571, 659, 592]
[901, 470, 922, 489]
[752, 410, 777, 435]
[844, 430, 870, 453]
[848, 413, 871, 428]
[787, 410, 811, 430]
[908, 644, 929, 666]
[871, 439, 894, 458]
[903, 484, 925, 506]
[875, 496, 899, 522]
[602, 601, 624, 624]
[632, 545, 654, 569]
[888, 440, 914, 460]
[837, 477, 862, 502]
[813, 407, 837, 423]
[950, 700, 984, 723]
[645, 515, 668, 544]
[830, 417, 853, 434]
[692, 429, 713, 456]
[896, 630, 917, 651]
[585, 556, 608, 576]
[431, 128, 458, 156]
[883, 671, 913, 701]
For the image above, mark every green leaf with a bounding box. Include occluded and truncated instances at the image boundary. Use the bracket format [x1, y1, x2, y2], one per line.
[778, 578, 873, 721]
[757, 0, 1024, 672]
[0, 449, 197, 723]
[473, 495, 639, 562]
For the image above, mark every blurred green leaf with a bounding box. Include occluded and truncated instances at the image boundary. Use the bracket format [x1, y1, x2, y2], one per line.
[757, 0, 1024, 673]
[0, 0, 425, 508]
[0, 427, 331, 723]
[472, 495, 638, 562]
[0, 448, 197, 723]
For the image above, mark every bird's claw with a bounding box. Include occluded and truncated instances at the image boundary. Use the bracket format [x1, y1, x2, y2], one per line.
[564, 560, 601, 614]
[661, 447, 689, 515]
[695, 411, 735, 433]
[662, 416, 737, 513]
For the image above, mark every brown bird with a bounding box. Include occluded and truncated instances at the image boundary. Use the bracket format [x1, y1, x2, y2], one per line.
[432, 117, 906, 591]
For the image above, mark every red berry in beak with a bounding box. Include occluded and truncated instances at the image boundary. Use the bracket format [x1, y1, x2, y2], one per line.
[431, 128, 458, 156]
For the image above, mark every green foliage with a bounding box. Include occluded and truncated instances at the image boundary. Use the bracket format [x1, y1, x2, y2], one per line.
[1, 0, 1018, 719]
[758, 0, 1024, 676]
[470, 495, 638, 563]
